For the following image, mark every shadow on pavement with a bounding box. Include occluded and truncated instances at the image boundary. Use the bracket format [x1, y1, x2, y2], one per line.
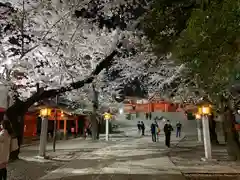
[184, 174, 240, 180]
[49, 173, 186, 180]
[8, 159, 65, 180]
[169, 135, 240, 174]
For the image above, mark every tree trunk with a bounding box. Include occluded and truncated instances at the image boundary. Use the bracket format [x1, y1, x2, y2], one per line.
[222, 108, 240, 160]
[90, 112, 98, 140]
[222, 121, 227, 143]
[208, 115, 219, 145]
[91, 82, 99, 140]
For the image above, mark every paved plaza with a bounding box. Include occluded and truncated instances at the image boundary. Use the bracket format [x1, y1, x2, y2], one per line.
[8, 117, 240, 180]
[39, 134, 185, 180]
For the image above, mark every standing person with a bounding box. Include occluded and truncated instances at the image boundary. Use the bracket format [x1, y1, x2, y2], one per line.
[84, 127, 87, 139]
[151, 123, 157, 142]
[145, 113, 149, 120]
[96, 118, 101, 140]
[87, 123, 92, 137]
[141, 121, 145, 136]
[137, 121, 141, 134]
[157, 126, 161, 141]
[154, 120, 159, 127]
[149, 113, 152, 120]
[176, 121, 182, 138]
[155, 120, 160, 141]
[71, 126, 75, 137]
[164, 120, 173, 148]
[0, 120, 13, 180]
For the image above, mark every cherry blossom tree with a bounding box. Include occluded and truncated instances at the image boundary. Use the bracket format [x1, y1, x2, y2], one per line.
[1, 0, 182, 103]
[0, 0, 124, 152]
[0, 0, 191, 157]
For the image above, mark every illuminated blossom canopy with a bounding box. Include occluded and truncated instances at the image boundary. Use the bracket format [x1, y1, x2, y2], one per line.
[0, 0, 185, 107]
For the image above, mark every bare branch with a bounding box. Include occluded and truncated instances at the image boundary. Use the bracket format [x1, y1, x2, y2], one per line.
[21, 0, 25, 56]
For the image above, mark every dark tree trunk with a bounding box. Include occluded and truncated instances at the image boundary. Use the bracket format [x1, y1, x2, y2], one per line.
[208, 114, 219, 145]
[97, 121, 100, 139]
[5, 48, 120, 160]
[222, 108, 240, 161]
[222, 121, 227, 143]
[90, 112, 98, 140]
[91, 83, 99, 140]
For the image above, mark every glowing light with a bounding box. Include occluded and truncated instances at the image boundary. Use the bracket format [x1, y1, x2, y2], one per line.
[104, 113, 111, 120]
[198, 106, 211, 115]
[40, 108, 51, 117]
[119, 108, 123, 114]
[195, 113, 201, 119]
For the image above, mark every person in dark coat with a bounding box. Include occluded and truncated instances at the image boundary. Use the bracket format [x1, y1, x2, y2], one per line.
[96, 118, 101, 140]
[164, 120, 173, 147]
[137, 121, 141, 134]
[176, 121, 182, 138]
[87, 123, 92, 137]
[141, 121, 145, 136]
[145, 113, 149, 120]
[149, 113, 152, 120]
[151, 123, 157, 142]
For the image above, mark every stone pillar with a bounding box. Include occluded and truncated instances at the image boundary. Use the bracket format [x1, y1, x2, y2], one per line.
[39, 117, 48, 158]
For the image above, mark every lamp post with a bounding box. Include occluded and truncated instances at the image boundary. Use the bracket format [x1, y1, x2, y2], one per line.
[39, 108, 51, 158]
[104, 112, 111, 141]
[198, 106, 212, 159]
[195, 113, 202, 142]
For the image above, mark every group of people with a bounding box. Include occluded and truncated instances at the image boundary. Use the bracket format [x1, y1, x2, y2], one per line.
[138, 119, 182, 148]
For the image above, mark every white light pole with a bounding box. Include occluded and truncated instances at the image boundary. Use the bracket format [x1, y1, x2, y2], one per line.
[200, 106, 212, 159]
[38, 108, 50, 158]
[105, 119, 109, 141]
[104, 112, 111, 141]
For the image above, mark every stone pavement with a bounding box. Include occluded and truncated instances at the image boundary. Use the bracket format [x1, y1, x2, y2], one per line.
[20, 134, 130, 161]
[39, 133, 185, 180]
[7, 134, 132, 180]
[169, 134, 240, 179]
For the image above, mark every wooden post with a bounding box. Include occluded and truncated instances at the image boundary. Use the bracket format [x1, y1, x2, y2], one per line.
[148, 103, 150, 113]
[57, 120, 60, 130]
[151, 102, 154, 112]
[164, 103, 168, 112]
[63, 119, 67, 139]
[75, 119, 78, 135]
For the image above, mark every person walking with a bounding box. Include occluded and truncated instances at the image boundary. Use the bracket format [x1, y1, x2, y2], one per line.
[0, 120, 14, 180]
[176, 121, 182, 138]
[150, 123, 157, 142]
[154, 120, 160, 141]
[145, 113, 149, 120]
[141, 121, 145, 136]
[96, 118, 101, 140]
[164, 120, 173, 148]
[157, 126, 161, 141]
[149, 113, 152, 120]
[84, 127, 87, 139]
[87, 123, 92, 137]
[137, 121, 141, 134]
